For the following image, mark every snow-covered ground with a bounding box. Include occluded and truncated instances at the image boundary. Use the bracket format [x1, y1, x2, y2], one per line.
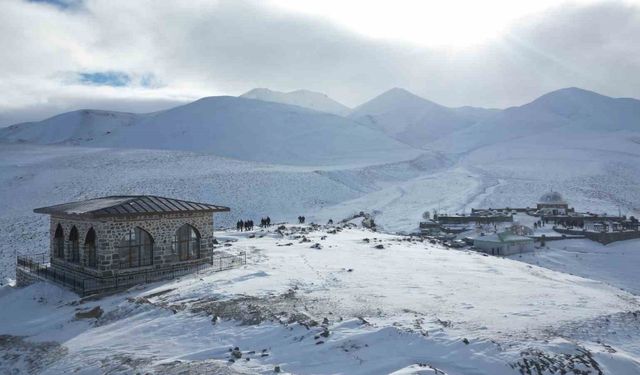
[0, 143, 448, 282]
[2, 133, 639, 279]
[2, 225, 639, 374]
[513, 238, 640, 295]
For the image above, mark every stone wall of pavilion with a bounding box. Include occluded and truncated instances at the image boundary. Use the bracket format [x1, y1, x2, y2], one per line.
[49, 212, 216, 277]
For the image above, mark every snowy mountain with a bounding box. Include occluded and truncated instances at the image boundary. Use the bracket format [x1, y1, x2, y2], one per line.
[430, 87, 640, 153]
[240, 88, 351, 116]
[0, 96, 419, 166]
[349, 88, 497, 148]
[0, 110, 146, 145]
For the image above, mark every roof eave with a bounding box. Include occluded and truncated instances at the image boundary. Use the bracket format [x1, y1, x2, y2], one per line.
[34, 206, 230, 218]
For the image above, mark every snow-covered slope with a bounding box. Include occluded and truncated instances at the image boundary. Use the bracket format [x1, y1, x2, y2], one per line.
[0, 144, 450, 282]
[349, 88, 497, 148]
[0, 110, 145, 144]
[1, 226, 639, 374]
[430, 87, 640, 153]
[240, 88, 351, 116]
[0, 96, 419, 166]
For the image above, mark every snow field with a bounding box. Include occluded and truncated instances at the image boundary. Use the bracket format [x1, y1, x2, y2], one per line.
[2, 225, 638, 374]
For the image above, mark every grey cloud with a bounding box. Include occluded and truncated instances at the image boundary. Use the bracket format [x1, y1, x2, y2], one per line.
[0, 0, 638, 126]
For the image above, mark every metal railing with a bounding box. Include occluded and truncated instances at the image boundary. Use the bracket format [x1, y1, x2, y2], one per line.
[17, 251, 246, 297]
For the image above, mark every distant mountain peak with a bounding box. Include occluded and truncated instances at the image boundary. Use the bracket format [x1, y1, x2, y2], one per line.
[537, 87, 605, 99]
[376, 87, 426, 101]
[384, 87, 416, 95]
[351, 88, 441, 116]
[240, 88, 350, 116]
[525, 86, 621, 115]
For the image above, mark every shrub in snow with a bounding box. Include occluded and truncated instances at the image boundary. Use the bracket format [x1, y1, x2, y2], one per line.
[75, 306, 103, 320]
[231, 347, 242, 359]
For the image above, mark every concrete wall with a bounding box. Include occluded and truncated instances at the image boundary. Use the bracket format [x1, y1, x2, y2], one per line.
[474, 240, 534, 256]
[438, 215, 513, 224]
[553, 227, 640, 245]
[48, 212, 216, 277]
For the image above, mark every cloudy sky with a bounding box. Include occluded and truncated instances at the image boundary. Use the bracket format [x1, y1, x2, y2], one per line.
[1, 0, 639, 125]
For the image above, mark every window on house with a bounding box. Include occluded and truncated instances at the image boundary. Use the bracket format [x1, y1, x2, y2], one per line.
[118, 227, 153, 269]
[69, 226, 80, 263]
[54, 224, 64, 259]
[174, 224, 201, 261]
[85, 227, 97, 268]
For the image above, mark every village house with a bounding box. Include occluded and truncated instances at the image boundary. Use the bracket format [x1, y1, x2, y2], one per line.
[473, 230, 534, 256]
[17, 195, 233, 294]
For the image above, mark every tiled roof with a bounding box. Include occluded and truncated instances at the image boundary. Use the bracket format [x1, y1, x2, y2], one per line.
[34, 195, 230, 218]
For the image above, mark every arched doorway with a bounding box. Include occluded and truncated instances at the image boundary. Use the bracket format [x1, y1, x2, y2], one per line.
[69, 226, 79, 263]
[85, 228, 97, 268]
[174, 224, 201, 261]
[54, 224, 64, 259]
[117, 227, 153, 268]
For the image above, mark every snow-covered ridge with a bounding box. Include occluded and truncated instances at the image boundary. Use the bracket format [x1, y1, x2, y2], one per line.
[240, 88, 351, 116]
[2, 86, 638, 160]
[349, 88, 498, 148]
[0, 96, 419, 166]
[430, 87, 640, 153]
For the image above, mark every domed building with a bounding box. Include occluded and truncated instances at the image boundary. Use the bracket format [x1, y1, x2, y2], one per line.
[536, 191, 571, 215]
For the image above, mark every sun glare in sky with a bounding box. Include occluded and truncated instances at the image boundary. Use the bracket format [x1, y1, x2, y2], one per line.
[270, 0, 598, 48]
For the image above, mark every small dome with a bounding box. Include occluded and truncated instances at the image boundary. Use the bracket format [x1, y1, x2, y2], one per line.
[539, 191, 566, 204]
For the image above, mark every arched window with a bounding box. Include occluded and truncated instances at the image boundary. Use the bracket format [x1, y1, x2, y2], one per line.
[54, 224, 64, 259]
[85, 228, 97, 268]
[174, 224, 201, 261]
[118, 227, 153, 269]
[69, 226, 80, 263]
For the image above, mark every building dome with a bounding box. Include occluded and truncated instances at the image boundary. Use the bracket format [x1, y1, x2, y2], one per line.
[539, 191, 566, 204]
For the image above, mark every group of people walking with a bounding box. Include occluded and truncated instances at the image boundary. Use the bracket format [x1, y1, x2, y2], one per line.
[298, 216, 306, 224]
[260, 217, 271, 228]
[236, 220, 254, 231]
[236, 217, 272, 232]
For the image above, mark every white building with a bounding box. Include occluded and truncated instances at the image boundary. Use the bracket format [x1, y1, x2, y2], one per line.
[474, 231, 534, 256]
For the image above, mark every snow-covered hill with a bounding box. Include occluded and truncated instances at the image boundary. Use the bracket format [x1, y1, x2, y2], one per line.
[349, 88, 497, 148]
[0, 96, 419, 166]
[0, 144, 450, 282]
[240, 88, 351, 116]
[430, 87, 640, 153]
